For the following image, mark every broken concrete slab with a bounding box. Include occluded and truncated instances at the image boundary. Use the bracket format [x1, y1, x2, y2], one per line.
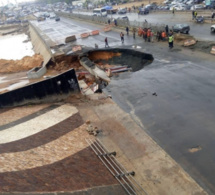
[65, 35, 77, 43]
[210, 46, 215, 55]
[184, 39, 197, 47]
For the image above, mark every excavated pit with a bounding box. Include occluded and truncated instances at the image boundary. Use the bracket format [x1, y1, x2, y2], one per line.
[87, 48, 154, 72]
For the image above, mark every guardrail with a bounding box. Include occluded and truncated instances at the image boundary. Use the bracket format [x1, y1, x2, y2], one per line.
[57, 12, 166, 32]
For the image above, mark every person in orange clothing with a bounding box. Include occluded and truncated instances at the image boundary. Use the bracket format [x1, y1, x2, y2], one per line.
[142, 29, 145, 40]
[138, 27, 142, 36]
[161, 31, 166, 41]
[147, 28, 151, 42]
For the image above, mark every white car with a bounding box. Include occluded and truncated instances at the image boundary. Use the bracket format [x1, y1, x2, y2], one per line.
[211, 24, 215, 32]
[190, 4, 205, 10]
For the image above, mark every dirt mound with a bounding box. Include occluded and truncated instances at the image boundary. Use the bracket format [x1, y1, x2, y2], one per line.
[48, 55, 84, 72]
[0, 54, 43, 73]
[174, 33, 195, 42]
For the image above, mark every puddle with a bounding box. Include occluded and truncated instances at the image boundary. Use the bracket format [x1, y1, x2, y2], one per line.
[188, 146, 202, 153]
[0, 34, 34, 60]
[88, 48, 154, 72]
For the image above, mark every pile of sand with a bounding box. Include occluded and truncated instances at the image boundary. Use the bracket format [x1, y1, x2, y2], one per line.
[0, 54, 43, 73]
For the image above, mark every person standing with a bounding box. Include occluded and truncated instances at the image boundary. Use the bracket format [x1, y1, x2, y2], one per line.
[212, 12, 215, 22]
[133, 27, 136, 39]
[151, 30, 154, 43]
[192, 10, 195, 20]
[147, 28, 151, 42]
[120, 32, 124, 43]
[194, 11, 197, 19]
[168, 34, 174, 49]
[172, 7, 175, 15]
[165, 25, 169, 35]
[105, 37, 109, 47]
[144, 29, 147, 42]
[114, 19, 117, 26]
[108, 19, 110, 25]
[126, 26, 129, 35]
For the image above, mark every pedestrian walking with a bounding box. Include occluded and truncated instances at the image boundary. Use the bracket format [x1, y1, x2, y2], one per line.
[192, 10, 195, 20]
[95, 43, 98, 49]
[105, 37, 109, 47]
[172, 7, 175, 14]
[120, 32, 124, 43]
[114, 19, 117, 26]
[168, 34, 174, 49]
[126, 26, 129, 35]
[108, 19, 110, 25]
[165, 25, 169, 35]
[133, 27, 136, 39]
[211, 12, 215, 22]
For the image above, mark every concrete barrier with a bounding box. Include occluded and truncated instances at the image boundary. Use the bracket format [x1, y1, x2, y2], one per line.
[27, 64, 47, 79]
[65, 35, 77, 43]
[29, 22, 52, 69]
[80, 32, 90, 38]
[103, 25, 111, 32]
[210, 46, 215, 54]
[72, 45, 82, 52]
[184, 39, 196, 46]
[91, 30, 100, 35]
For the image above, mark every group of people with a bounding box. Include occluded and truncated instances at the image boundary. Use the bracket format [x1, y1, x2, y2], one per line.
[137, 28, 154, 42]
[104, 24, 174, 49]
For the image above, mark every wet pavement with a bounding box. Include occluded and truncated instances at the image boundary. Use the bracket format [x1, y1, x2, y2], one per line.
[31, 17, 215, 194]
[104, 43, 215, 194]
[73, 11, 215, 41]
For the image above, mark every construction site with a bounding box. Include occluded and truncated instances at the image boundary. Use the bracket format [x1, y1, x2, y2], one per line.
[0, 2, 215, 195]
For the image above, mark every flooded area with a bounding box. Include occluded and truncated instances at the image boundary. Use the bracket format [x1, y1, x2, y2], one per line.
[0, 34, 34, 60]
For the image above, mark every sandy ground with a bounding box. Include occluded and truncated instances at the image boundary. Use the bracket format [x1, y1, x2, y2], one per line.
[0, 54, 43, 74]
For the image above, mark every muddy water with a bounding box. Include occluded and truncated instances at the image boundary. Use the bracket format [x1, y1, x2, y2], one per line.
[88, 48, 154, 72]
[0, 34, 34, 60]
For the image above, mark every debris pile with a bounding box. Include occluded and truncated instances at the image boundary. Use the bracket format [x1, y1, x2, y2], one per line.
[0, 54, 43, 73]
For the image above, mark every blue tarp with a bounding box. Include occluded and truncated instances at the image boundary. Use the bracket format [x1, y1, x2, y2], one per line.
[102, 6, 113, 10]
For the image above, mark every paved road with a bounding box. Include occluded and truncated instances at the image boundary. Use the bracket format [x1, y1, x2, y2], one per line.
[73, 10, 215, 41]
[33, 17, 215, 194]
[104, 43, 215, 194]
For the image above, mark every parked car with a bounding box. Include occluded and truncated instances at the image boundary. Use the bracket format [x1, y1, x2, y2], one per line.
[211, 24, 215, 32]
[116, 16, 129, 21]
[118, 8, 127, 14]
[138, 8, 149, 15]
[55, 16, 60, 21]
[195, 16, 204, 23]
[37, 16, 46, 22]
[190, 4, 205, 10]
[173, 23, 190, 33]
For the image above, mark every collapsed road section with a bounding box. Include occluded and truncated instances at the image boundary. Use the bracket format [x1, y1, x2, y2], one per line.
[0, 47, 153, 108]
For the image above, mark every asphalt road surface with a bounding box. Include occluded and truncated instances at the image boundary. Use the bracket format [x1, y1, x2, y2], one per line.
[33, 17, 215, 195]
[73, 10, 215, 41]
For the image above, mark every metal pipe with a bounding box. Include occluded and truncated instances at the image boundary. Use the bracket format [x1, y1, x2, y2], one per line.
[96, 139, 148, 195]
[88, 138, 134, 194]
[93, 139, 137, 195]
[85, 139, 132, 195]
